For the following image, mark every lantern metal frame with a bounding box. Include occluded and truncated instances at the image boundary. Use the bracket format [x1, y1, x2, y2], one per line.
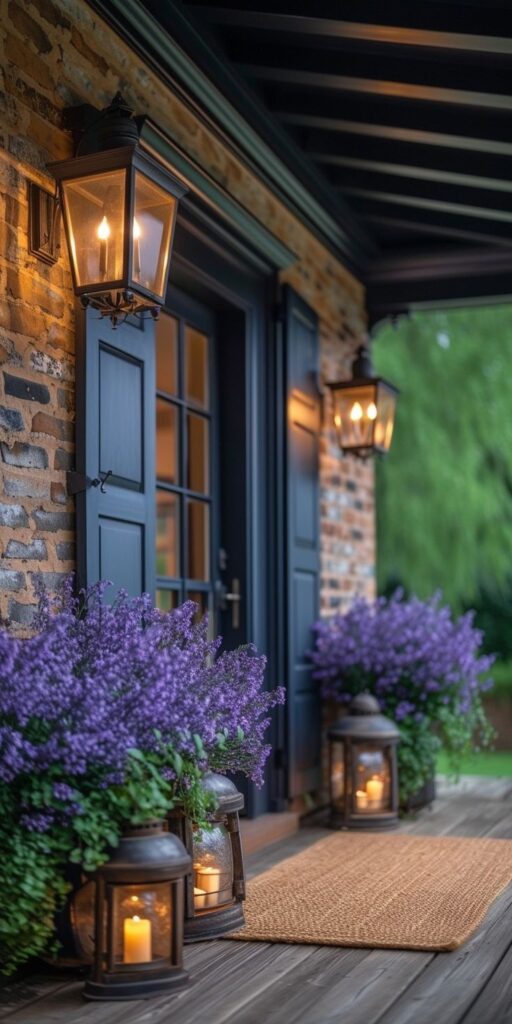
[34, 93, 187, 326]
[83, 821, 191, 1001]
[328, 693, 400, 830]
[327, 345, 399, 458]
[168, 772, 246, 942]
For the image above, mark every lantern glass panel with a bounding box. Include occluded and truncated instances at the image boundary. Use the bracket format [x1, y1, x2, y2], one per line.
[112, 883, 172, 966]
[133, 170, 176, 298]
[374, 382, 397, 453]
[330, 739, 345, 810]
[353, 744, 392, 814]
[62, 169, 126, 287]
[333, 383, 378, 451]
[193, 823, 234, 912]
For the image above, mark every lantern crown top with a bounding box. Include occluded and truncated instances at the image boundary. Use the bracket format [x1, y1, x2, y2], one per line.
[202, 771, 245, 814]
[97, 821, 191, 881]
[77, 92, 140, 156]
[349, 692, 380, 716]
[351, 345, 373, 380]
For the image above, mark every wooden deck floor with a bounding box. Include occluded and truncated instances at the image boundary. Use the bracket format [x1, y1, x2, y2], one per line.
[2, 776, 512, 1024]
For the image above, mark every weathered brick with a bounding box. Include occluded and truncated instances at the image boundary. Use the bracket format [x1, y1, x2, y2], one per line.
[0, 568, 25, 591]
[56, 540, 75, 561]
[5, 267, 65, 317]
[4, 538, 47, 560]
[4, 474, 50, 499]
[57, 387, 74, 412]
[50, 481, 67, 504]
[32, 508, 73, 532]
[70, 26, 109, 75]
[8, 2, 52, 53]
[0, 405, 24, 431]
[28, 0, 71, 30]
[32, 411, 73, 441]
[1, 441, 48, 469]
[4, 372, 50, 404]
[0, 502, 29, 528]
[54, 448, 74, 471]
[30, 349, 74, 380]
[29, 570, 67, 591]
[8, 598, 36, 625]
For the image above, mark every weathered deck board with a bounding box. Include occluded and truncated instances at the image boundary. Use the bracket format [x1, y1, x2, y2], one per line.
[3, 776, 511, 1024]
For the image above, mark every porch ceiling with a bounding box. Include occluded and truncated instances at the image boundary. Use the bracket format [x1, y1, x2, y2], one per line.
[181, 0, 512, 322]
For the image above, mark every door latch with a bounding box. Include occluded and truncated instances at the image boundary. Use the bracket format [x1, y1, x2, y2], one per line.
[66, 469, 113, 496]
[216, 577, 241, 629]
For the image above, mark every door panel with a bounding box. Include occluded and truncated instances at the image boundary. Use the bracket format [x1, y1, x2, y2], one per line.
[76, 309, 156, 600]
[283, 286, 322, 800]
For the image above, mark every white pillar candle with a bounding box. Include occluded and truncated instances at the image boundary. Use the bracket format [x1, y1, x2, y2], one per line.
[194, 886, 208, 911]
[123, 915, 151, 963]
[355, 789, 368, 811]
[195, 866, 222, 908]
[366, 777, 384, 807]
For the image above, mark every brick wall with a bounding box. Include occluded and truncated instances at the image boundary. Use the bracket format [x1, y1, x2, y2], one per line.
[0, 0, 375, 630]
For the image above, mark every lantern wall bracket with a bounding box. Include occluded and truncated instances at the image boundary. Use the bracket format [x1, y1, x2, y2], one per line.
[67, 469, 112, 497]
[28, 181, 61, 266]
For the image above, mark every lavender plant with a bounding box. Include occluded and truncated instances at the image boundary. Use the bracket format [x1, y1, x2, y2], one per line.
[310, 592, 495, 803]
[0, 580, 283, 974]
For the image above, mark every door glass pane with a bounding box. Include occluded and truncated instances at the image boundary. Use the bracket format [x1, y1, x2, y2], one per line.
[187, 590, 209, 623]
[156, 589, 180, 612]
[187, 500, 210, 581]
[185, 326, 208, 408]
[156, 491, 180, 577]
[156, 314, 178, 395]
[187, 413, 209, 494]
[156, 399, 179, 484]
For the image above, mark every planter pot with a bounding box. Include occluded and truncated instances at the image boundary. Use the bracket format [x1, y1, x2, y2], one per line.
[401, 775, 436, 813]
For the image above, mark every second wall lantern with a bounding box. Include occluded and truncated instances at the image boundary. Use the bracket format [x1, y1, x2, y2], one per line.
[328, 345, 399, 457]
[47, 93, 187, 324]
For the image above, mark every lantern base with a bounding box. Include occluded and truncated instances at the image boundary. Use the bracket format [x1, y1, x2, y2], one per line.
[184, 901, 245, 942]
[329, 812, 398, 831]
[83, 967, 189, 1001]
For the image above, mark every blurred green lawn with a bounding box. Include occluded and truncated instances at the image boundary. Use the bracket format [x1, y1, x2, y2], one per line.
[437, 751, 512, 777]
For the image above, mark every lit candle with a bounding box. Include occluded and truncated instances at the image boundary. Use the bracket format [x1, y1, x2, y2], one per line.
[97, 214, 110, 279]
[133, 216, 142, 279]
[355, 789, 368, 811]
[366, 776, 384, 807]
[195, 866, 222, 908]
[194, 885, 208, 911]
[123, 915, 151, 963]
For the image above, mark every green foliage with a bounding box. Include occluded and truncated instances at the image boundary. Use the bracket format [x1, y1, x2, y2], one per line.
[374, 306, 512, 610]
[0, 744, 214, 976]
[487, 660, 512, 700]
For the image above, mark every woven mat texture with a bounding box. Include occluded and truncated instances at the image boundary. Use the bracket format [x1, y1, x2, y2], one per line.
[230, 832, 512, 951]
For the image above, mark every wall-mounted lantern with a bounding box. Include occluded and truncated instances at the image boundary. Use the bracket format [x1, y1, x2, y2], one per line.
[327, 345, 399, 457]
[83, 821, 190, 1001]
[328, 693, 400, 830]
[168, 772, 245, 941]
[30, 93, 186, 326]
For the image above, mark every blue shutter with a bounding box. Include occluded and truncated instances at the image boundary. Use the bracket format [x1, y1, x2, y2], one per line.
[283, 286, 322, 799]
[75, 310, 156, 599]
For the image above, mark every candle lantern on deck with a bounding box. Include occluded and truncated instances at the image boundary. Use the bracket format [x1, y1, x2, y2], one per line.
[328, 693, 400, 829]
[168, 772, 245, 941]
[83, 821, 190, 1001]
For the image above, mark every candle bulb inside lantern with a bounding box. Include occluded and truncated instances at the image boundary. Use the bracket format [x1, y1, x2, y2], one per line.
[355, 789, 368, 811]
[123, 915, 152, 964]
[97, 214, 110, 279]
[194, 865, 222, 908]
[133, 216, 142, 279]
[194, 886, 208, 911]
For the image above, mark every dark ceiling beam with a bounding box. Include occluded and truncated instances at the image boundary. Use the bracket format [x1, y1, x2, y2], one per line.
[316, 156, 512, 198]
[362, 213, 512, 249]
[306, 134, 512, 184]
[343, 186, 512, 227]
[195, 8, 512, 55]
[347, 194, 512, 246]
[278, 112, 512, 159]
[240, 65, 512, 112]
[186, 1, 512, 38]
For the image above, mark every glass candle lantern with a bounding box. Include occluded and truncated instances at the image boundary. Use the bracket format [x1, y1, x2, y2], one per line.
[49, 94, 186, 324]
[328, 345, 399, 457]
[83, 821, 191, 1001]
[168, 772, 245, 941]
[328, 693, 400, 829]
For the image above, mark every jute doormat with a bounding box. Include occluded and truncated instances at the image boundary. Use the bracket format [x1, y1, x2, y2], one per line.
[229, 833, 512, 951]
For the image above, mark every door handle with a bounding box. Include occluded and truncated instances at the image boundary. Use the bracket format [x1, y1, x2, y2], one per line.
[216, 578, 241, 629]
